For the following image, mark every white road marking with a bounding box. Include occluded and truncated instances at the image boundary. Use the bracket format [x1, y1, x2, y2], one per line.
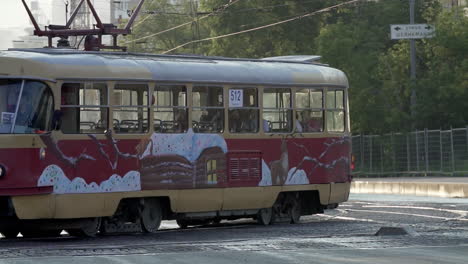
[345, 209, 468, 222]
[362, 205, 468, 217]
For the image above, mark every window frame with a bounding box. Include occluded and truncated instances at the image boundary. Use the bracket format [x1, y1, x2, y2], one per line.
[295, 87, 324, 133]
[262, 87, 293, 133]
[325, 88, 346, 133]
[60, 81, 109, 134]
[192, 84, 225, 134]
[153, 84, 188, 133]
[112, 82, 150, 134]
[227, 86, 260, 134]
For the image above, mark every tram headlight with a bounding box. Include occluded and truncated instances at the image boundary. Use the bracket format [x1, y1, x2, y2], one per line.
[0, 165, 5, 177]
[39, 148, 46, 160]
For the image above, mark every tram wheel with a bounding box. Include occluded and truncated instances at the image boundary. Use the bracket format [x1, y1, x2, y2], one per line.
[141, 199, 162, 233]
[289, 198, 302, 224]
[67, 217, 101, 237]
[257, 208, 274, 226]
[1, 230, 19, 239]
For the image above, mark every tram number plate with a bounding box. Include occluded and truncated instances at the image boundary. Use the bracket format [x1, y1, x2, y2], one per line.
[229, 89, 243, 107]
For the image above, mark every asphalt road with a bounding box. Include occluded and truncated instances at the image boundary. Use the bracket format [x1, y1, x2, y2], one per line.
[1, 194, 467, 264]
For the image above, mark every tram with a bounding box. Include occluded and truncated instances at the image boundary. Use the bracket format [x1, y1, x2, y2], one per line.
[0, 49, 351, 238]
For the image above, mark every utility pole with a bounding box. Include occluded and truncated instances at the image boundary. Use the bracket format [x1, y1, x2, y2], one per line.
[190, 0, 200, 54]
[64, 1, 69, 22]
[409, 0, 416, 121]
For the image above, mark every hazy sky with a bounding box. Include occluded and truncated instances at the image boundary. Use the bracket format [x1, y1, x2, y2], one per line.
[1, 0, 43, 28]
[0, 0, 112, 50]
[0, 0, 52, 49]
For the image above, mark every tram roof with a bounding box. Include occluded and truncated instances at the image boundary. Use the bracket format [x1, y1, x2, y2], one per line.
[0, 49, 349, 87]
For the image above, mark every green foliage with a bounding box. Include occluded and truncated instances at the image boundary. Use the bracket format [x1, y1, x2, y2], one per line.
[200, 0, 329, 58]
[415, 9, 468, 129]
[316, 0, 409, 134]
[123, 0, 202, 54]
[376, 5, 468, 131]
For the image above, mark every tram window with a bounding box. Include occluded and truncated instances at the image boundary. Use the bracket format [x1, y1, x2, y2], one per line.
[228, 87, 258, 133]
[154, 85, 187, 133]
[112, 83, 149, 134]
[192, 86, 224, 133]
[326, 90, 345, 132]
[263, 88, 292, 133]
[60, 82, 108, 134]
[295, 89, 324, 132]
[0, 80, 54, 134]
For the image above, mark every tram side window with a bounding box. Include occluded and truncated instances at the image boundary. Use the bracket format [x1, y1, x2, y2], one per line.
[228, 87, 259, 133]
[61, 82, 108, 134]
[112, 84, 149, 133]
[0, 80, 54, 134]
[154, 85, 187, 133]
[263, 88, 292, 133]
[326, 90, 345, 132]
[192, 86, 224, 133]
[295, 89, 323, 132]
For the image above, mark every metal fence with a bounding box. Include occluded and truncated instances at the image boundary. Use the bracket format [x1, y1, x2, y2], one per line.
[352, 127, 468, 177]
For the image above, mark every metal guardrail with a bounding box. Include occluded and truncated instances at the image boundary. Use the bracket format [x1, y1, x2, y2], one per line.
[352, 127, 468, 177]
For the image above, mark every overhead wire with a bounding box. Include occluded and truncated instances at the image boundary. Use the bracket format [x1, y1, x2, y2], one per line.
[123, 0, 243, 45]
[132, 0, 328, 30]
[161, 0, 361, 54]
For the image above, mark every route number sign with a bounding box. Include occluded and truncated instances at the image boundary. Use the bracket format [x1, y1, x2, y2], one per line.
[229, 89, 243, 107]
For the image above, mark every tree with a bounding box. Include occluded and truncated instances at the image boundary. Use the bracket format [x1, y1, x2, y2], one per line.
[414, 8, 468, 129]
[315, 0, 410, 133]
[123, 0, 202, 54]
[199, 0, 331, 58]
[377, 3, 468, 131]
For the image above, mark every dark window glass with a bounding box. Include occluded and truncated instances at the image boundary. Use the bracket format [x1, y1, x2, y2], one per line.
[228, 87, 258, 133]
[192, 86, 224, 133]
[295, 89, 324, 133]
[154, 85, 187, 133]
[113, 83, 149, 133]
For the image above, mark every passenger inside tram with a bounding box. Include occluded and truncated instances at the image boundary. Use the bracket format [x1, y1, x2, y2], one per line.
[295, 113, 303, 133]
[229, 109, 241, 132]
[174, 108, 187, 132]
[300, 110, 323, 132]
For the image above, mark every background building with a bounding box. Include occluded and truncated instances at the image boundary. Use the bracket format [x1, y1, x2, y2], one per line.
[12, 0, 49, 49]
[111, 0, 140, 24]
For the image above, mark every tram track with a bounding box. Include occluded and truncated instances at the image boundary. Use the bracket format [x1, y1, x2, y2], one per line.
[1, 199, 467, 259]
[0, 230, 466, 259]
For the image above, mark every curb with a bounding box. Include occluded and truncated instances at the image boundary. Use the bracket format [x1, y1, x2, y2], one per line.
[351, 181, 468, 198]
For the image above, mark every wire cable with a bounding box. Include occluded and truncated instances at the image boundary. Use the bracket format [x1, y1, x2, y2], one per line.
[161, 0, 361, 54]
[123, 0, 243, 45]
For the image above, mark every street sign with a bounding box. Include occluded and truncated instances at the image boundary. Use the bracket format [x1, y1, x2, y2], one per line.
[390, 24, 435, 39]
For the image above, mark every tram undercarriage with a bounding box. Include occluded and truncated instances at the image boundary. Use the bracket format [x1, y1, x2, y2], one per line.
[0, 190, 334, 239]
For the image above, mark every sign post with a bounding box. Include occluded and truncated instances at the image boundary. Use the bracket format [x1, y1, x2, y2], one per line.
[390, 0, 436, 125]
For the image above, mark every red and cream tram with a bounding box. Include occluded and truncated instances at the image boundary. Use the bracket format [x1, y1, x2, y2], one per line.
[0, 49, 351, 238]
